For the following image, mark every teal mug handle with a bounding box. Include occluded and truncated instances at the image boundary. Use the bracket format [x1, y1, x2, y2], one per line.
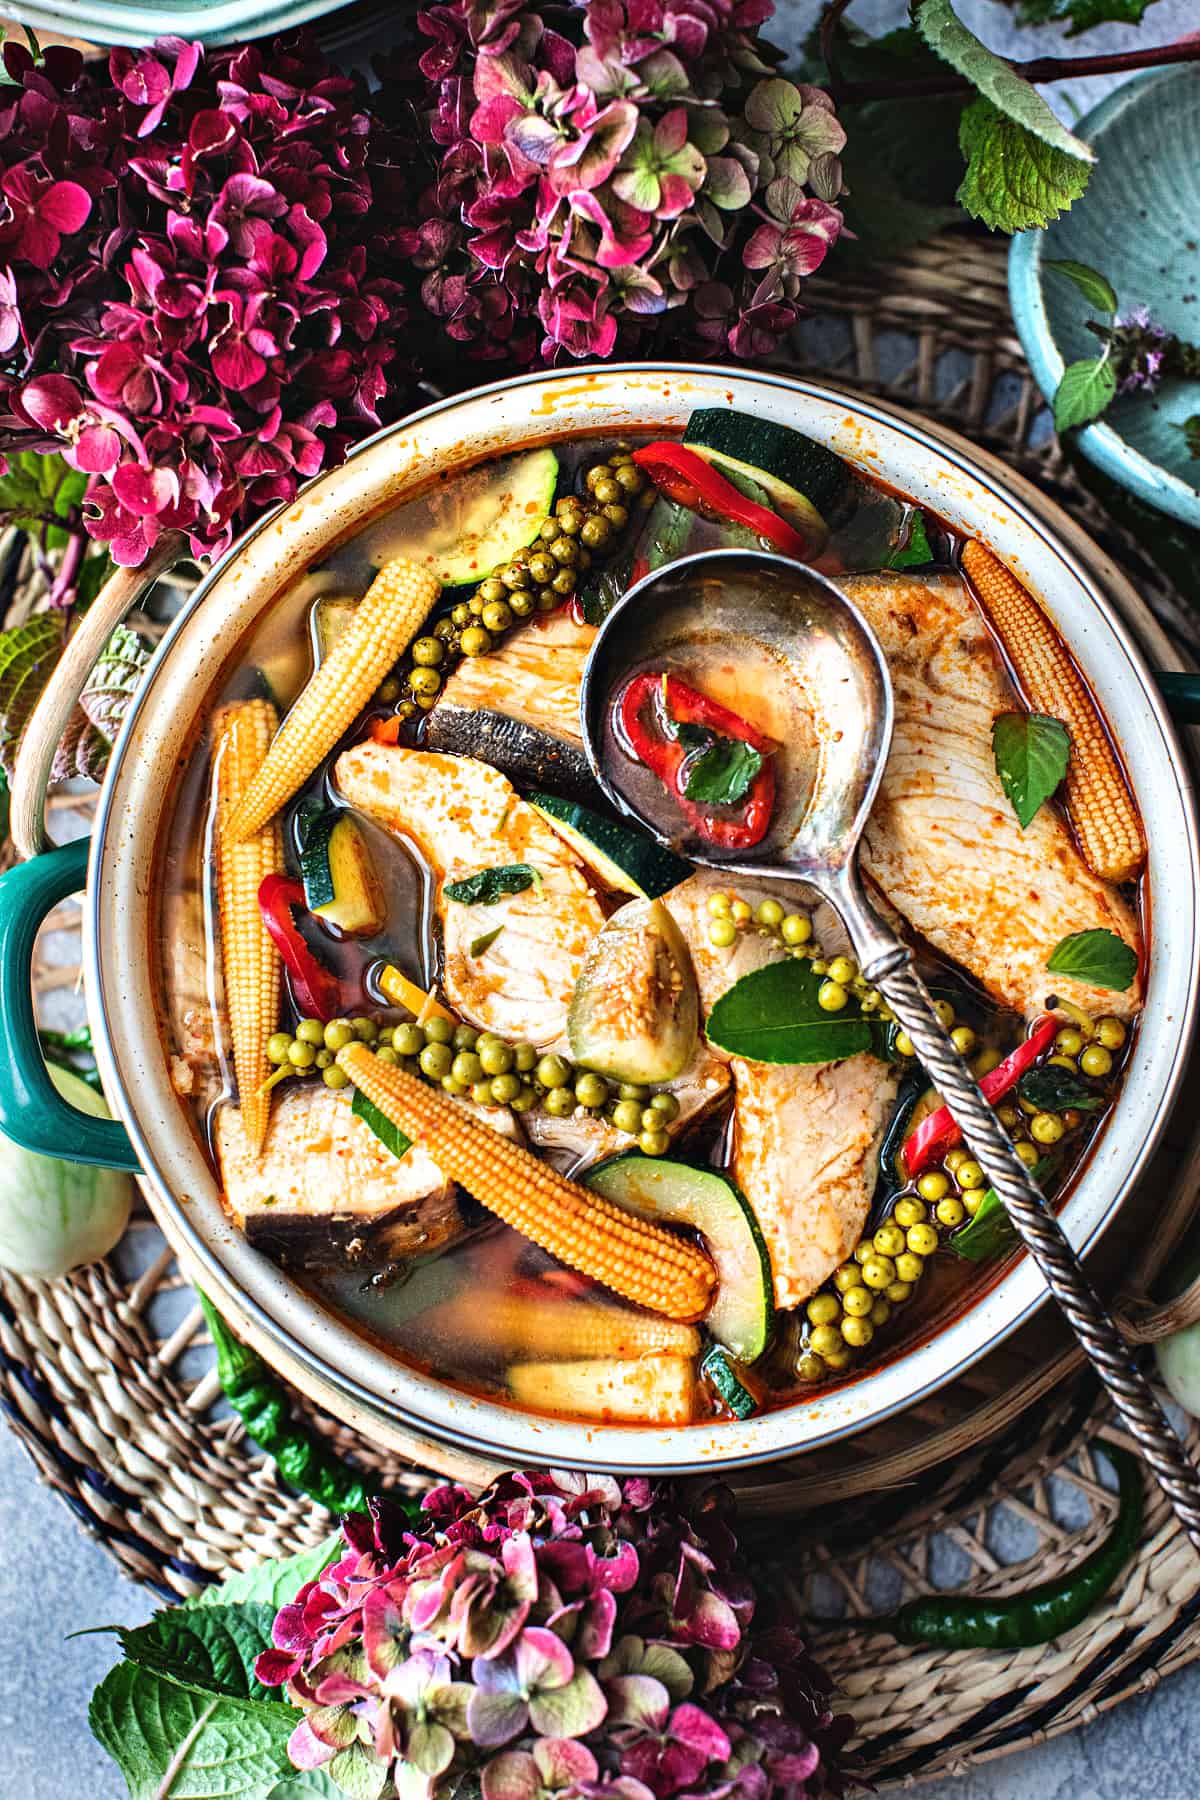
[1155, 672, 1200, 726]
[0, 836, 140, 1171]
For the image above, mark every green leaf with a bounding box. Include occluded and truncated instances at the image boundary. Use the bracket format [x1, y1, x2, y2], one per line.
[443, 864, 538, 905]
[957, 97, 1090, 233]
[1011, 0, 1157, 34]
[351, 1085, 412, 1160]
[1017, 1065, 1104, 1113]
[991, 711, 1071, 828]
[949, 1158, 1051, 1262]
[1045, 259, 1118, 315]
[1046, 927, 1138, 991]
[0, 612, 65, 779]
[1178, 414, 1200, 460]
[675, 725, 763, 807]
[916, 0, 1094, 162]
[268, 1775, 345, 1799]
[886, 510, 934, 571]
[79, 622, 151, 742]
[185, 1534, 343, 1613]
[706, 958, 873, 1065]
[1054, 355, 1117, 431]
[89, 1661, 296, 1800]
[110, 1604, 280, 1702]
[468, 924, 504, 957]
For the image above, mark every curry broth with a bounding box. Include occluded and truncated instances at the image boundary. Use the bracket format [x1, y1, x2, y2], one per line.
[154, 425, 1140, 1427]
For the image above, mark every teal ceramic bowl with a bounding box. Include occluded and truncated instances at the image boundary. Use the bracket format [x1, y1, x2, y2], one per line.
[1009, 65, 1200, 531]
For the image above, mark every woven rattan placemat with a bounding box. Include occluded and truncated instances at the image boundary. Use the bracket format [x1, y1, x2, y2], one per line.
[3, 230, 1200, 1789]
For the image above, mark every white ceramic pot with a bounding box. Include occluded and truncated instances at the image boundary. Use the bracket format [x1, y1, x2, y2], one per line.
[3, 363, 1196, 1477]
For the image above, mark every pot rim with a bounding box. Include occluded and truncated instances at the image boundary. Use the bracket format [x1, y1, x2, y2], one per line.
[85, 361, 1200, 1473]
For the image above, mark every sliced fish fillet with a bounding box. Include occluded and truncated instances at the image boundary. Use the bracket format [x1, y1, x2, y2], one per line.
[334, 742, 606, 1047]
[842, 572, 1142, 1021]
[666, 873, 897, 1308]
[435, 612, 594, 745]
[214, 1083, 463, 1261]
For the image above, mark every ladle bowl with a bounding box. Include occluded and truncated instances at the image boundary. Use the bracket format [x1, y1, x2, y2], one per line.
[582, 546, 1200, 1548]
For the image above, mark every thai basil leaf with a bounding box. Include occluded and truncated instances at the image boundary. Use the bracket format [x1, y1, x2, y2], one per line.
[706, 959, 873, 1065]
[352, 1086, 412, 1159]
[1046, 927, 1138, 991]
[991, 711, 1070, 828]
[444, 864, 538, 905]
[1045, 259, 1118, 316]
[579, 550, 635, 626]
[675, 723, 763, 806]
[1054, 355, 1117, 431]
[1017, 1066, 1104, 1114]
[89, 1661, 296, 1800]
[886, 509, 934, 571]
[949, 1159, 1051, 1262]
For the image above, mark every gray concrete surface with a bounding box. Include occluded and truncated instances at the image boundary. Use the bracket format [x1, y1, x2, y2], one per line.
[5, 0, 1199, 1794]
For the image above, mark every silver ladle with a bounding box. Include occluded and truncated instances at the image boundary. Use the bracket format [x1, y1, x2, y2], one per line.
[580, 546, 1200, 1548]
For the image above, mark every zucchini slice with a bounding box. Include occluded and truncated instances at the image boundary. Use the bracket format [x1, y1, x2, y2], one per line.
[530, 793, 691, 899]
[683, 409, 853, 548]
[298, 806, 386, 935]
[585, 1153, 774, 1362]
[701, 1346, 757, 1419]
[508, 1356, 696, 1424]
[368, 447, 559, 588]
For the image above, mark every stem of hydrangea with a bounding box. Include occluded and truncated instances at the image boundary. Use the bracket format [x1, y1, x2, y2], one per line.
[820, 0, 1200, 104]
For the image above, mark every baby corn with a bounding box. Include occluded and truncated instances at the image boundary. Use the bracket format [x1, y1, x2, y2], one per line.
[962, 540, 1145, 883]
[336, 1044, 716, 1321]
[431, 1293, 701, 1361]
[227, 558, 440, 842]
[213, 699, 285, 1152]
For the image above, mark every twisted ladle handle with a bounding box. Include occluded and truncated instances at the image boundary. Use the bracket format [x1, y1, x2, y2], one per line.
[874, 956, 1200, 1553]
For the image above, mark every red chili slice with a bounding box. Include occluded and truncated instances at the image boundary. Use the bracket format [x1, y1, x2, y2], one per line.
[617, 671, 776, 851]
[258, 873, 344, 1022]
[631, 441, 809, 561]
[901, 1014, 1059, 1176]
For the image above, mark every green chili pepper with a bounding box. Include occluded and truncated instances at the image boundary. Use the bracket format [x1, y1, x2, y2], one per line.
[876, 1443, 1142, 1649]
[197, 1290, 397, 1517]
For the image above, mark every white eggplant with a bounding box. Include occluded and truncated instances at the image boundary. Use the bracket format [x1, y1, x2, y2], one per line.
[0, 1066, 131, 1277]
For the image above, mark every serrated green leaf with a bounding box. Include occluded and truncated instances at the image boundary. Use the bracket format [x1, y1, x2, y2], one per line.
[1046, 927, 1138, 991]
[351, 1085, 413, 1160]
[79, 622, 152, 741]
[1054, 355, 1117, 431]
[957, 97, 1091, 233]
[917, 0, 1094, 162]
[186, 1534, 343, 1613]
[112, 1604, 280, 1702]
[1045, 258, 1118, 315]
[706, 958, 873, 1065]
[1012, 0, 1156, 34]
[992, 711, 1071, 827]
[0, 612, 65, 779]
[89, 1661, 296, 1800]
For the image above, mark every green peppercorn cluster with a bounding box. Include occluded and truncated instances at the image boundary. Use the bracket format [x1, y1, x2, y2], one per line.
[795, 1000, 1129, 1382]
[265, 1006, 680, 1151]
[705, 889, 898, 1022]
[376, 452, 652, 720]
